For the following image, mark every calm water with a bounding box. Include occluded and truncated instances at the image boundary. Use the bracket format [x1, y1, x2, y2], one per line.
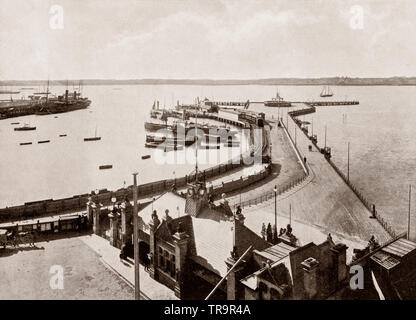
[1, 84, 415, 234]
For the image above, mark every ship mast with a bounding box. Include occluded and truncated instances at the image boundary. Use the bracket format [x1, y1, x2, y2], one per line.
[46, 78, 49, 103]
[195, 97, 199, 182]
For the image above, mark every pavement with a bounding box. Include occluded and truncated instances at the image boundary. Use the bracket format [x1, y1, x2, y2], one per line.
[79, 233, 178, 300]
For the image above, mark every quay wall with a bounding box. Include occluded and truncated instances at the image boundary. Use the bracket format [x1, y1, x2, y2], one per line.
[0, 109, 268, 223]
[288, 103, 397, 238]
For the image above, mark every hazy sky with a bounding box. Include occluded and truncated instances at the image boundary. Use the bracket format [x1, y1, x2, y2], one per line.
[1, 0, 415, 80]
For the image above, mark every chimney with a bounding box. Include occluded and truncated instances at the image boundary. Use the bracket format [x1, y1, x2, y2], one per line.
[301, 257, 320, 299]
[74, 91, 77, 100]
[331, 243, 348, 285]
[65, 90, 68, 102]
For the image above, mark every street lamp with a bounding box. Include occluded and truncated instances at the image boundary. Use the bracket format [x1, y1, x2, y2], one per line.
[111, 195, 117, 212]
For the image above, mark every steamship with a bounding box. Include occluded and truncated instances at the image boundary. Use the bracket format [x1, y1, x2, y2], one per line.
[264, 89, 291, 107]
[36, 89, 91, 115]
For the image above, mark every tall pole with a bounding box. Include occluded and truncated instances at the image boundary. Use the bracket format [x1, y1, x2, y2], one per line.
[294, 125, 297, 146]
[311, 118, 313, 136]
[289, 203, 292, 226]
[408, 184, 412, 240]
[324, 125, 327, 149]
[132, 172, 140, 300]
[347, 142, 350, 182]
[274, 185, 277, 231]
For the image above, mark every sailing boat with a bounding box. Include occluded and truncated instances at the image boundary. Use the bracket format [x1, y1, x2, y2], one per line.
[84, 126, 101, 141]
[320, 86, 333, 98]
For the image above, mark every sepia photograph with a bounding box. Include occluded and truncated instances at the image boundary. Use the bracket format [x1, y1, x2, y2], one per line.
[0, 0, 416, 306]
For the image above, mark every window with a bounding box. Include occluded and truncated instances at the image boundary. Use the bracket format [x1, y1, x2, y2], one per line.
[165, 251, 171, 273]
[158, 247, 165, 268]
[171, 255, 176, 278]
[157, 247, 176, 279]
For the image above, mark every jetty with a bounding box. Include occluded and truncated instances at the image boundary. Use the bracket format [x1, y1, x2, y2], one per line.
[231, 103, 392, 245]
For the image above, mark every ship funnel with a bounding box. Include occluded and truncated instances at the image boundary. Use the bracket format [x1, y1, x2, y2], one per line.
[65, 90, 69, 102]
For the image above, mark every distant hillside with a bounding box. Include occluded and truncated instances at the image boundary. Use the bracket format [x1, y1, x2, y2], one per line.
[2, 77, 416, 86]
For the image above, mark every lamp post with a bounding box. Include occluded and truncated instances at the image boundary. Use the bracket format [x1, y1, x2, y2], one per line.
[111, 196, 116, 211]
[132, 172, 140, 300]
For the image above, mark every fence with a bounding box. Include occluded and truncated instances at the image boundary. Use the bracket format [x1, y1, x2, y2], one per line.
[232, 174, 307, 210]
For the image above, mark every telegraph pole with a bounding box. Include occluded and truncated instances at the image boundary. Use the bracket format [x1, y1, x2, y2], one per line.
[311, 118, 313, 136]
[347, 142, 350, 182]
[294, 125, 297, 146]
[132, 172, 140, 300]
[408, 184, 412, 240]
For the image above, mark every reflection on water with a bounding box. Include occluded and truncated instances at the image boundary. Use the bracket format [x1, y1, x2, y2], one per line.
[1, 85, 415, 234]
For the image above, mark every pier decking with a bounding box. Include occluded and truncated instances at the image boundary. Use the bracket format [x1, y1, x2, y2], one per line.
[238, 106, 391, 245]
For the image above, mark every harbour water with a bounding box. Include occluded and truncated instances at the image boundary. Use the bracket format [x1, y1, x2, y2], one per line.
[1, 85, 415, 235]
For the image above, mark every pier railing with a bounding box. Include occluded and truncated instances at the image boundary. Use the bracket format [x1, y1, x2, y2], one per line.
[232, 174, 307, 210]
[288, 104, 397, 239]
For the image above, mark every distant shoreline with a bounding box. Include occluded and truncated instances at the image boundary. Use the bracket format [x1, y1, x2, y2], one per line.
[2, 77, 416, 86]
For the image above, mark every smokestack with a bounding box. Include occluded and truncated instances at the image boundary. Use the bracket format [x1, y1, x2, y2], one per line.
[74, 91, 77, 100]
[301, 257, 319, 299]
[65, 90, 68, 102]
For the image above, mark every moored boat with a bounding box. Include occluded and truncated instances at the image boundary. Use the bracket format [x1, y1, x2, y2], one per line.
[264, 89, 291, 107]
[14, 124, 36, 131]
[99, 165, 113, 170]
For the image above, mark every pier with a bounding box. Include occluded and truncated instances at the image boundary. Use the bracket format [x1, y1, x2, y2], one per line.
[289, 100, 359, 106]
[221, 103, 391, 246]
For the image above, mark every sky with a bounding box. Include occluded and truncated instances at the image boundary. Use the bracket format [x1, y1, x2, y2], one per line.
[0, 0, 416, 80]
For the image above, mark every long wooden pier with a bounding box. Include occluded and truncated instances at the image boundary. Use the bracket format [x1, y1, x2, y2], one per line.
[208, 100, 359, 106]
[291, 100, 359, 106]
